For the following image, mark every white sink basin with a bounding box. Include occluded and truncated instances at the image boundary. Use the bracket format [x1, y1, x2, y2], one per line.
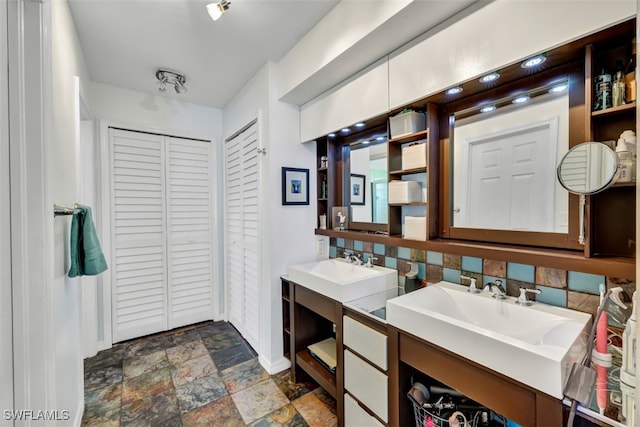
[386, 281, 591, 398]
[288, 258, 397, 302]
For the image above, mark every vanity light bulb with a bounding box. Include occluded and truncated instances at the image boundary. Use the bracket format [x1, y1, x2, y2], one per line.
[479, 72, 500, 83]
[328, 133, 336, 138]
[549, 84, 568, 93]
[512, 95, 530, 104]
[521, 55, 546, 68]
[480, 105, 496, 113]
[341, 128, 350, 133]
[355, 122, 365, 128]
[446, 86, 463, 95]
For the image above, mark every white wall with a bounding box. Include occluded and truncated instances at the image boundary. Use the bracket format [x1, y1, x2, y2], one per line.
[0, 0, 13, 419]
[224, 62, 316, 374]
[51, 0, 93, 423]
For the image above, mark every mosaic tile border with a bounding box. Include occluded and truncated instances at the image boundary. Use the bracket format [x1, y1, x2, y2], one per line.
[329, 238, 635, 319]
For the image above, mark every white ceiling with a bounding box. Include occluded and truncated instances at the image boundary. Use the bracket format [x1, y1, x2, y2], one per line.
[68, 0, 340, 109]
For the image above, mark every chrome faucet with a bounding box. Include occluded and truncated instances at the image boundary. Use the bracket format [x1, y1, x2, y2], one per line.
[365, 256, 378, 268]
[460, 275, 479, 294]
[350, 253, 363, 265]
[484, 279, 507, 299]
[516, 287, 542, 306]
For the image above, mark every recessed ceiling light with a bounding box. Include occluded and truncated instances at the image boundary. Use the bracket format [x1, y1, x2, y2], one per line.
[355, 122, 365, 128]
[362, 140, 370, 145]
[480, 105, 496, 113]
[549, 84, 568, 93]
[521, 55, 546, 68]
[512, 95, 530, 104]
[341, 128, 350, 133]
[376, 136, 385, 141]
[328, 133, 336, 138]
[446, 86, 463, 96]
[479, 72, 500, 83]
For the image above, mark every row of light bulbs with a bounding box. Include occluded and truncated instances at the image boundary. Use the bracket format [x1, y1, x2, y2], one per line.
[445, 54, 548, 96]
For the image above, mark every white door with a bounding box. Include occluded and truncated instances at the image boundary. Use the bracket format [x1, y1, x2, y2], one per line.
[111, 129, 168, 341]
[166, 136, 215, 329]
[458, 119, 558, 231]
[225, 121, 260, 350]
[110, 129, 214, 342]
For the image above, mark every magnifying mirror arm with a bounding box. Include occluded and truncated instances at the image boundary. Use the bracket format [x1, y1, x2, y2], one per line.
[579, 194, 586, 245]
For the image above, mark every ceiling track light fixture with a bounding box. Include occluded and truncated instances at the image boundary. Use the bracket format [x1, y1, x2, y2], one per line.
[156, 69, 187, 94]
[206, 0, 230, 21]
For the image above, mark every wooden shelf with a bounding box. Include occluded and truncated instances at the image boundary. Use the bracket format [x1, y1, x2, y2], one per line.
[591, 101, 636, 117]
[389, 167, 427, 175]
[388, 129, 428, 144]
[318, 197, 328, 201]
[318, 167, 328, 172]
[296, 350, 337, 398]
[389, 202, 427, 207]
[611, 181, 636, 188]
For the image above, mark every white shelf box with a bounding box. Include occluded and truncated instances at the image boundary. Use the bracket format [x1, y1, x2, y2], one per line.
[389, 111, 426, 139]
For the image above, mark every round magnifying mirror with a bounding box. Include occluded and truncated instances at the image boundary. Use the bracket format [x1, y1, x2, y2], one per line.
[557, 142, 618, 195]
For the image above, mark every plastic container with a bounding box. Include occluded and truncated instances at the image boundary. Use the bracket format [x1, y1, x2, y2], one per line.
[402, 142, 427, 170]
[616, 131, 637, 183]
[389, 111, 426, 139]
[388, 180, 422, 204]
[404, 216, 426, 241]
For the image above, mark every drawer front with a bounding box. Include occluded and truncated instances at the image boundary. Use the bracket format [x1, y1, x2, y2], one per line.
[343, 315, 387, 371]
[344, 392, 385, 427]
[344, 350, 388, 422]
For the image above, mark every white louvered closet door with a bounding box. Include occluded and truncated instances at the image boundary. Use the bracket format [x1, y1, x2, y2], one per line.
[166, 137, 214, 329]
[110, 129, 214, 342]
[110, 129, 168, 341]
[225, 121, 260, 351]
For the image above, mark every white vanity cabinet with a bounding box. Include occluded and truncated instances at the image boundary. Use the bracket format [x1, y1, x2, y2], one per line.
[342, 314, 389, 425]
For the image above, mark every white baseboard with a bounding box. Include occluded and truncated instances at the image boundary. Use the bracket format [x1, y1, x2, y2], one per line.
[258, 355, 291, 375]
[73, 397, 84, 427]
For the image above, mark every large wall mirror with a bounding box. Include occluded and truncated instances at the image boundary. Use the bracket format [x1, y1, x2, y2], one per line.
[350, 141, 388, 224]
[451, 81, 570, 234]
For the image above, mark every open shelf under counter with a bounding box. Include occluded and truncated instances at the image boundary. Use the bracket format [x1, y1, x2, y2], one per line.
[296, 350, 337, 398]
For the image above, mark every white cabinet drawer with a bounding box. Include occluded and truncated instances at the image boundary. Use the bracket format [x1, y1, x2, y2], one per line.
[344, 350, 388, 422]
[344, 392, 385, 427]
[343, 315, 387, 371]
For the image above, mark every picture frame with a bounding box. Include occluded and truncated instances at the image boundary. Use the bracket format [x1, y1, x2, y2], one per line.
[350, 173, 366, 205]
[282, 167, 309, 205]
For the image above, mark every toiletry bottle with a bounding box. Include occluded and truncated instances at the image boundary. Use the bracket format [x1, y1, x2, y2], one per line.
[622, 291, 637, 379]
[613, 60, 626, 107]
[621, 130, 637, 182]
[594, 68, 612, 110]
[626, 37, 637, 102]
[616, 138, 633, 183]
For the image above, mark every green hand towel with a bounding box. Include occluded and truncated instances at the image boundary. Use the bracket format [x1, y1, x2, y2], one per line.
[68, 205, 108, 277]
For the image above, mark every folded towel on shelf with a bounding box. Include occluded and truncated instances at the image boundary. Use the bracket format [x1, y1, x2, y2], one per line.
[68, 204, 108, 277]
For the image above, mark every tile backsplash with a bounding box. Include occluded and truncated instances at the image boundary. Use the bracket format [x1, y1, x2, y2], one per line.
[330, 237, 635, 321]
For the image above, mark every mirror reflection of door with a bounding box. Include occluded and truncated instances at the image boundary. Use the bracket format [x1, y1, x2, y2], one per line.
[371, 180, 388, 223]
[452, 91, 569, 233]
[458, 118, 558, 231]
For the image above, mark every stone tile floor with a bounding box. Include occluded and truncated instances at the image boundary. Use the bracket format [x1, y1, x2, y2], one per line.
[82, 321, 337, 426]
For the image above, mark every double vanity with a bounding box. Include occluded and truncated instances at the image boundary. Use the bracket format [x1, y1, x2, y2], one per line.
[283, 258, 592, 427]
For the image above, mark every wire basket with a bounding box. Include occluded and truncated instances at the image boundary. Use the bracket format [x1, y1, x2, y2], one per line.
[407, 391, 484, 427]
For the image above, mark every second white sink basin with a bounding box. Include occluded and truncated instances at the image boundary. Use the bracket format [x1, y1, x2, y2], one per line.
[288, 258, 397, 302]
[386, 281, 591, 398]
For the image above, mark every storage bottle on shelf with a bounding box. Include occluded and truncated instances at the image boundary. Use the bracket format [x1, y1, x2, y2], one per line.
[626, 37, 636, 103]
[613, 60, 626, 107]
[594, 68, 613, 111]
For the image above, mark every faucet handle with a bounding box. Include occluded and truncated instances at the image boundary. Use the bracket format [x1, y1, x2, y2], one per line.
[516, 287, 541, 306]
[365, 256, 378, 267]
[344, 251, 352, 262]
[460, 275, 479, 294]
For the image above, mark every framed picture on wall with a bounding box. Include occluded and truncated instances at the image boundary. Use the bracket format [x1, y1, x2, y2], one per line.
[282, 167, 309, 205]
[350, 174, 366, 205]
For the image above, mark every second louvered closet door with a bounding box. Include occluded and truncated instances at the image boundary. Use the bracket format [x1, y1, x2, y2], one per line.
[110, 128, 214, 342]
